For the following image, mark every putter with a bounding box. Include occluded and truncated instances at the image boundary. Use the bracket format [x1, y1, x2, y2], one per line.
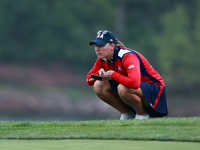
[91, 74, 103, 81]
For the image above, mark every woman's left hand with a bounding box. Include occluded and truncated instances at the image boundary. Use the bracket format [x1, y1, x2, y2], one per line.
[102, 70, 114, 80]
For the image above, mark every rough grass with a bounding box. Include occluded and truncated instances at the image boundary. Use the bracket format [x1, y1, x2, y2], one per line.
[0, 117, 199, 142]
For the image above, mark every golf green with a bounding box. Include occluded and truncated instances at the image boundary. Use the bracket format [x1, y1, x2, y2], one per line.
[0, 140, 199, 150]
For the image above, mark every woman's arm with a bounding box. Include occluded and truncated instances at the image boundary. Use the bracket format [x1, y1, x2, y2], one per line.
[86, 58, 102, 86]
[111, 54, 141, 89]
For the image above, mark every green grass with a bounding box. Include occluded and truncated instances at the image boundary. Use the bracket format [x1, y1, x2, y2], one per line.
[0, 140, 199, 150]
[0, 117, 199, 142]
[0, 117, 199, 150]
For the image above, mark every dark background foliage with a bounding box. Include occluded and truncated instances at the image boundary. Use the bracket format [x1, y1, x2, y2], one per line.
[0, 0, 199, 120]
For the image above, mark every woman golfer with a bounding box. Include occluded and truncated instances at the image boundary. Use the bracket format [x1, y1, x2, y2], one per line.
[86, 30, 168, 120]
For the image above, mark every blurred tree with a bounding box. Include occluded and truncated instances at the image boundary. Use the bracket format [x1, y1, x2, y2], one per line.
[152, 2, 200, 96]
[0, 0, 199, 97]
[0, 0, 116, 70]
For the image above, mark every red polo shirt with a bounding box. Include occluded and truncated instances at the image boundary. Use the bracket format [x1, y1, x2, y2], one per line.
[86, 47, 165, 89]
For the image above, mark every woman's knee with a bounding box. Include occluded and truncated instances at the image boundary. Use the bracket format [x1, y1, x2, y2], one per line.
[117, 84, 130, 99]
[117, 84, 139, 100]
[93, 80, 110, 95]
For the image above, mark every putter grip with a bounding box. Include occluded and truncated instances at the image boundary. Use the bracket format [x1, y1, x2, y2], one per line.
[91, 74, 103, 81]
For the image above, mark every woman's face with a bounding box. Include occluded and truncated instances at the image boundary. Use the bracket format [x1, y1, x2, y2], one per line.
[95, 43, 114, 60]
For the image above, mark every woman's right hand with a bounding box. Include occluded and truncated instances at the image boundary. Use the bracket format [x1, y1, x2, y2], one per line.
[99, 68, 109, 80]
[99, 68, 106, 76]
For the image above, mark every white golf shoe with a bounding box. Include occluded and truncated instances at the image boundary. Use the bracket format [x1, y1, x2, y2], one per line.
[135, 113, 150, 120]
[120, 111, 135, 120]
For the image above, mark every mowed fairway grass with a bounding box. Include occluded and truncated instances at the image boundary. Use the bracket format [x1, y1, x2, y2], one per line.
[0, 117, 199, 150]
[0, 140, 199, 150]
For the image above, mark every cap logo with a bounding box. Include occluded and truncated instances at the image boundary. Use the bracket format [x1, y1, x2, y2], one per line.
[96, 33, 104, 39]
